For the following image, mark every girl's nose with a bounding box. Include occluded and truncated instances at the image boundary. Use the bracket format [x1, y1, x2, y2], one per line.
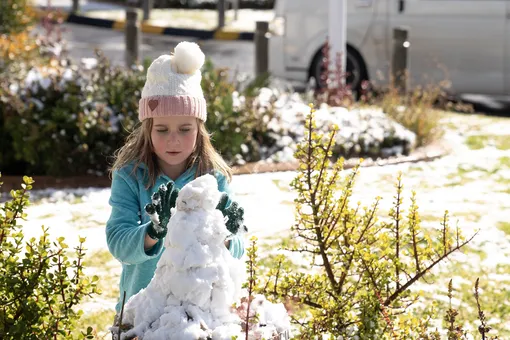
[167, 132, 180, 145]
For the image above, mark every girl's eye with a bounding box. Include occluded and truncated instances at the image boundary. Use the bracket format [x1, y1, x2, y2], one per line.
[180, 128, 190, 133]
[156, 130, 167, 133]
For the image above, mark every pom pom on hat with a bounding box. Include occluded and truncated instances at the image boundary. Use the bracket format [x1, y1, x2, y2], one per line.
[171, 41, 205, 75]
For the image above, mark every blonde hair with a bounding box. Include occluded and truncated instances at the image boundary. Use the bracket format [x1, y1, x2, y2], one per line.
[110, 118, 232, 188]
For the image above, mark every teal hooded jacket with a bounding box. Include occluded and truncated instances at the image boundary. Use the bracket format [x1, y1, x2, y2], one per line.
[105, 162, 244, 313]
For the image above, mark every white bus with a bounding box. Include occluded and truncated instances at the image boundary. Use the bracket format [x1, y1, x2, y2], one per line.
[268, 0, 510, 95]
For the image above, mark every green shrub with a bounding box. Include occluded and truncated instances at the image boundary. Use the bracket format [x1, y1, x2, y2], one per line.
[201, 59, 275, 163]
[0, 0, 36, 34]
[0, 54, 143, 176]
[1, 52, 275, 176]
[0, 175, 99, 339]
[3, 62, 91, 175]
[379, 84, 445, 147]
[0, 50, 147, 176]
[255, 108, 484, 338]
[0, 31, 40, 72]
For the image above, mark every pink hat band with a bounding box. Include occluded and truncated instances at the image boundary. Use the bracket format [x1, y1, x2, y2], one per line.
[139, 95, 207, 122]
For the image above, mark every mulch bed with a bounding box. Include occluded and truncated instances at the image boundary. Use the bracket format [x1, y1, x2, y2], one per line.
[0, 142, 449, 193]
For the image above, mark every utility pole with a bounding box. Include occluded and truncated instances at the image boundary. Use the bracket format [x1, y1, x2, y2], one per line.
[328, 0, 347, 87]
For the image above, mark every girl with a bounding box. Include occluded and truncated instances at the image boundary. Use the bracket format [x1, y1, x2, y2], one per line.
[105, 41, 245, 316]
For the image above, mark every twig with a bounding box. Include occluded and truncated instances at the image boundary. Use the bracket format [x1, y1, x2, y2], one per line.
[384, 233, 477, 306]
[117, 291, 127, 340]
[394, 175, 403, 290]
[474, 278, 492, 340]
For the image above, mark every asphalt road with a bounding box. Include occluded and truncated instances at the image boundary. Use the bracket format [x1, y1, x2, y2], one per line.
[55, 23, 255, 76]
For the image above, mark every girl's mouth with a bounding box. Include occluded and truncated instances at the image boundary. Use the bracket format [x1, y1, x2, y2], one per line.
[166, 151, 181, 155]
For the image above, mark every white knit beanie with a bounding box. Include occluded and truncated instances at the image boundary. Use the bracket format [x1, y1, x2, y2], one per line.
[139, 41, 207, 122]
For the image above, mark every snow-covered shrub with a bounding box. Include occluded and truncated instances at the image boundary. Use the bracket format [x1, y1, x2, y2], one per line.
[0, 175, 99, 338]
[0, 52, 145, 176]
[251, 89, 417, 163]
[2, 60, 93, 176]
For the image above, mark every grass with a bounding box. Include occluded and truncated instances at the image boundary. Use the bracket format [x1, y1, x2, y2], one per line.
[59, 248, 120, 339]
[74, 250, 119, 339]
[465, 135, 487, 150]
[446, 164, 501, 187]
[499, 156, 510, 168]
[453, 211, 482, 223]
[408, 165, 424, 172]
[71, 197, 85, 204]
[495, 175, 510, 194]
[83, 249, 115, 268]
[70, 211, 91, 223]
[272, 179, 292, 192]
[465, 135, 510, 150]
[464, 243, 489, 262]
[446, 175, 474, 187]
[497, 222, 510, 236]
[413, 253, 510, 338]
[257, 235, 310, 271]
[70, 211, 103, 229]
[72, 308, 115, 340]
[38, 213, 55, 219]
[418, 214, 442, 223]
[83, 249, 119, 300]
[445, 121, 459, 131]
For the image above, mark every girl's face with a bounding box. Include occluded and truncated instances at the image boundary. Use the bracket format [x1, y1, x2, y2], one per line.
[151, 116, 199, 177]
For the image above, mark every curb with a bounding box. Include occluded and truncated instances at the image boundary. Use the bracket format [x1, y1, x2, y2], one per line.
[34, 8, 255, 41]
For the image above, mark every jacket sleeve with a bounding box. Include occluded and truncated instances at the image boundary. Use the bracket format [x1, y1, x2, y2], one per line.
[106, 170, 164, 265]
[217, 173, 245, 259]
[228, 235, 245, 259]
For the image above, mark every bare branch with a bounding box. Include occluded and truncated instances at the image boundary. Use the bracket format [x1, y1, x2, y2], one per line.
[441, 211, 449, 256]
[355, 199, 380, 245]
[312, 128, 336, 200]
[324, 168, 359, 245]
[384, 232, 477, 306]
[393, 176, 403, 291]
[409, 195, 421, 274]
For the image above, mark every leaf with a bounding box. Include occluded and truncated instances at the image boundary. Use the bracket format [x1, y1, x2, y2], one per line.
[5, 211, 14, 220]
[22, 176, 34, 185]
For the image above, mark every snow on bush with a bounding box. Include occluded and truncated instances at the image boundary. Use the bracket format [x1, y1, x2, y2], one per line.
[243, 88, 417, 164]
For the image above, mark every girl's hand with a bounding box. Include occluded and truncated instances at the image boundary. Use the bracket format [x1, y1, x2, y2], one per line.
[216, 193, 248, 235]
[145, 182, 180, 240]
